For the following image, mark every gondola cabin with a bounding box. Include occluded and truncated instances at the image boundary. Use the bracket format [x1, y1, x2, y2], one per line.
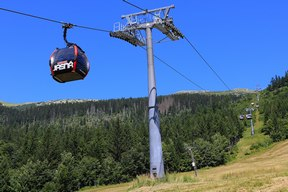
[49, 44, 90, 83]
[239, 114, 244, 120]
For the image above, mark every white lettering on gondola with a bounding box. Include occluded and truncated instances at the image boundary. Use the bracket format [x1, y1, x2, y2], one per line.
[53, 61, 74, 71]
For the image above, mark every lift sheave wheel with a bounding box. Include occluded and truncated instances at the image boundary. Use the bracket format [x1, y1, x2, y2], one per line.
[49, 44, 90, 83]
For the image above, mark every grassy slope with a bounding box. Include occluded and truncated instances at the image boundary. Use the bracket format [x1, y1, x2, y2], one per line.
[235, 110, 272, 160]
[81, 109, 288, 192]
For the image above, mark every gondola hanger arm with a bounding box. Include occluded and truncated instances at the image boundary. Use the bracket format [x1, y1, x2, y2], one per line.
[62, 23, 74, 47]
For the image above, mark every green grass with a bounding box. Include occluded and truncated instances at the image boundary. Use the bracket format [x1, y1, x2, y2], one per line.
[128, 173, 198, 191]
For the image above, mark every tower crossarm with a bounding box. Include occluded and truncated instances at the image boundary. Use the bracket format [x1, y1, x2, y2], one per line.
[154, 19, 184, 40]
[111, 4, 183, 46]
[121, 5, 175, 21]
[110, 30, 145, 46]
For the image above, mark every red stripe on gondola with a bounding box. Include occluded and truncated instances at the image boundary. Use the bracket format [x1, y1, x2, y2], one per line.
[50, 66, 54, 75]
[73, 45, 78, 72]
[49, 49, 57, 76]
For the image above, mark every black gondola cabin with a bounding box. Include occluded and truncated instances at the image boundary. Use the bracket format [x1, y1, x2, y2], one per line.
[49, 44, 90, 83]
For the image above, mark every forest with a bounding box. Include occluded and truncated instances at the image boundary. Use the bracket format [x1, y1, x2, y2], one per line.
[0, 70, 287, 191]
[261, 71, 288, 142]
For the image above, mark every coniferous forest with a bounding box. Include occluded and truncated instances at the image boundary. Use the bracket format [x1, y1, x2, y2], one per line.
[0, 71, 288, 191]
[261, 71, 288, 142]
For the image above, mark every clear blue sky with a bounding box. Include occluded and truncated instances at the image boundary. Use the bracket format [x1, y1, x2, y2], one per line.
[1, 0, 288, 103]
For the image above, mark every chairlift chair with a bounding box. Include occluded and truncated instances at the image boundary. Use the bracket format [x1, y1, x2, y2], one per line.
[246, 114, 252, 119]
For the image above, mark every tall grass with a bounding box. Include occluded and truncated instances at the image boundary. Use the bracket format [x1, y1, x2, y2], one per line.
[128, 173, 198, 190]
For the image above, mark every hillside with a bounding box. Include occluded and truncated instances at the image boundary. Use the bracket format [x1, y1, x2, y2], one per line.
[1, 82, 288, 191]
[81, 111, 288, 192]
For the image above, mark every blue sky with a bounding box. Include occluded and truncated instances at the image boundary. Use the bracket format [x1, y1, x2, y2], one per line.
[1, 0, 288, 103]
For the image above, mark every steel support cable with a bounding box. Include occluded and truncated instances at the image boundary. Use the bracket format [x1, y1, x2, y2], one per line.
[183, 36, 232, 91]
[122, 0, 232, 91]
[140, 46, 206, 91]
[0, 7, 111, 33]
[2, 2, 227, 91]
[123, 0, 150, 15]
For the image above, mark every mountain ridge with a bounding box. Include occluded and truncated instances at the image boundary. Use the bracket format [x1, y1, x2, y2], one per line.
[0, 99, 98, 107]
[1, 88, 255, 107]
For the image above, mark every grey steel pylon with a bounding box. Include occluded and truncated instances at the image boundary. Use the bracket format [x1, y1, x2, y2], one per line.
[110, 4, 183, 178]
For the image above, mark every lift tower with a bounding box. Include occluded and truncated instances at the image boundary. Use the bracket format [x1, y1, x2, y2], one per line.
[246, 107, 255, 136]
[110, 5, 183, 178]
